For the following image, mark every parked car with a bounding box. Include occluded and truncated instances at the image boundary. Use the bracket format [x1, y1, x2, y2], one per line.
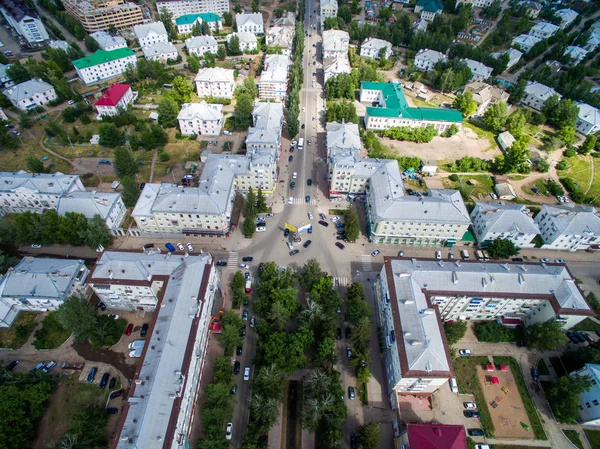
[240, 325, 246, 337]
[464, 410, 480, 418]
[124, 323, 133, 336]
[303, 240, 312, 248]
[176, 242, 185, 251]
[231, 384, 237, 395]
[289, 249, 299, 256]
[350, 433, 357, 449]
[554, 259, 566, 264]
[467, 429, 484, 437]
[398, 250, 404, 257]
[347, 347, 352, 358]
[318, 220, 329, 227]
[435, 250, 442, 260]
[106, 407, 119, 414]
[308, 212, 313, 220]
[256, 226, 266, 232]
[540, 258, 551, 263]
[331, 216, 340, 223]
[233, 361, 240, 375]
[31, 243, 42, 249]
[305, 195, 310, 203]
[4, 360, 18, 371]
[239, 263, 249, 269]
[225, 422, 233, 440]
[531, 367, 539, 381]
[87, 367, 98, 383]
[242, 310, 248, 321]
[335, 242, 345, 250]
[307, 179, 312, 186]
[371, 250, 380, 257]
[348, 386, 355, 400]
[99, 373, 110, 389]
[216, 261, 228, 267]
[109, 377, 117, 389]
[140, 323, 149, 337]
[236, 346, 243, 356]
[336, 328, 342, 340]
[186, 242, 194, 253]
[345, 327, 351, 339]
[42, 361, 56, 373]
[34, 362, 45, 372]
[463, 402, 477, 409]
[566, 332, 579, 344]
[250, 316, 256, 327]
[459, 349, 472, 356]
[244, 367, 251, 381]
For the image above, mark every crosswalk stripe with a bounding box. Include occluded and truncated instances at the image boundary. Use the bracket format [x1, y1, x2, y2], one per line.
[227, 251, 238, 269]
[288, 198, 318, 205]
[361, 255, 373, 272]
[333, 277, 350, 287]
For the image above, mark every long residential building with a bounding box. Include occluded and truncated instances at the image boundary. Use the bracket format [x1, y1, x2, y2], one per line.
[0, 0, 49, 45]
[576, 102, 600, 136]
[175, 13, 221, 34]
[534, 205, 600, 251]
[154, 0, 229, 18]
[177, 101, 223, 136]
[73, 48, 137, 85]
[56, 191, 127, 230]
[3, 79, 57, 111]
[90, 30, 127, 51]
[195, 67, 235, 99]
[324, 53, 351, 83]
[360, 38, 392, 60]
[0, 171, 85, 216]
[521, 81, 561, 111]
[142, 42, 179, 62]
[227, 31, 257, 52]
[235, 12, 263, 34]
[62, 0, 144, 33]
[322, 29, 349, 58]
[471, 202, 539, 248]
[0, 258, 88, 328]
[259, 54, 289, 101]
[413, 48, 447, 71]
[106, 251, 219, 449]
[360, 81, 462, 133]
[571, 364, 600, 426]
[185, 35, 218, 57]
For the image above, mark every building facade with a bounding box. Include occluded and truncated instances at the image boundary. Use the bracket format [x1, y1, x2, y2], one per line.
[142, 42, 179, 62]
[534, 205, 600, 251]
[73, 48, 137, 85]
[522, 81, 561, 111]
[3, 79, 57, 111]
[195, 67, 235, 99]
[555, 8, 578, 29]
[266, 26, 294, 55]
[572, 364, 600, 426]
[134, 22, 168, 47]
[94, 83, 135, 117]
[576, 102, 600, 136]
[323, 54, 351, 83]
[512, 34, 541, 53]
[471, 203, 539, 248]
[322, 29, 349, 58]
[464, 81, 510, 117]
[360, 38, 392, 60]
[228, 31, 257, 52]
[175, 13, 221, 34]
[185, 35, 218, 57]
[320, 0, 338, 23]
[464, 58, 493, 82]
[235, 13, 263, 34]
[259, 54, 289, 101]
[414, 48, 447, 71]
[62, 0, 143, 33]
[529, 21, 560, 40]
[155, 0, 229, 18]
[177, 101, 223, 136]
[90, 31, 127, 51]
[56, 191, 126, 229]
[0, 1, 49, 45]
[414, 0, 443, 21]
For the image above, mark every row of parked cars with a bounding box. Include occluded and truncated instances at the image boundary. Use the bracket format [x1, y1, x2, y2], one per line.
[566, 331, 595, 344]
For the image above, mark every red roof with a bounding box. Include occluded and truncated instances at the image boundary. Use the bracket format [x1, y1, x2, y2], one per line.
[95, 83, 131, 107]
[407, 424, 467, 449]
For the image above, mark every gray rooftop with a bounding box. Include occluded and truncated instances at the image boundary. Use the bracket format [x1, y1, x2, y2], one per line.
[56, 191, 121, 221]
[177, 101, 223, 121]
[235, 12, 263, 28]
[538, 205, 600, 237]
[471, 202, 539, 240]
[90, 31, 127, 49]
[246, 101, 283, 148]
[326, 121, 361, 155]
[142, 41, 178, 58]
[273, 11, 295, 27]
[195, 67, 234, 83]
[3, 79, 54, 102]
[260, 54, 289, 83]
[133, 21, 168, 41]
[361, 37, 391, 51]
[230, 31, 257, 44]
[0, 171, 81, 195]
[322, 29, 349, 53]
[185, 35, 217, 49]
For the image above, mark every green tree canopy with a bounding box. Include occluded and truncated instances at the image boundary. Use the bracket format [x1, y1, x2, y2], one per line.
[113, 147, 138, 178]
[486, 238, 520, 259]
[158, 96, 179, 128]
[98, 122, 123, 147]
[482, 101, 508, 131]
[546, 375, 593, 423]
[443, 320, 467, 345]
[345, 206, 360, 242]
[356, 423, 381, 449]
[527, 319, 567, 351]
[453, 90, 477, 118]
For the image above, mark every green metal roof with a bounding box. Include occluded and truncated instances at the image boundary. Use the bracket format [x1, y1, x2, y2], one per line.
[361, 81, 463, 123]
[175, 12, 221, 25]
[73, 48, 135, 70]
[417, 0, 444, 13]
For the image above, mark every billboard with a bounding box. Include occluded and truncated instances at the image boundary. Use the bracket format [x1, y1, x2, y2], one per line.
[285, 222, 298, 233]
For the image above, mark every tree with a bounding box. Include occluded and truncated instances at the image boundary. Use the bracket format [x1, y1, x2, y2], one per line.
[227, 34, 242, 55]
[19, 114, 31, 129]
[121, 176, 140, 207]
[546, 375, 593, 423]
[345, 206, 360, 242]
[98, 122, 123, 147]
[496, 136, 531, 174]
[527, 319, 567, 351]
[55, 296, 98, 341]
[158, 7, 177, 40]
[443, 320, 467, 345]
[222, 11, 233, 26]
[217, 45, 226, 59]
[557, 126, 576, 146]
[474, 321, 516, 342]
[506, 110, 527, 137]
[232, 92, 254, 130]
[453, 90, 477, 118]
[6, 63, 30, 83]
[200, 20, 211, 36]
[27, 156, 46, 174]
[85, 215, 113, 248]
[580, 135, 597, 154]
[158, 97, 179, 128]
[113, 147, 138, 178]
[508, 78, 527, 105]
[356, 423, 380, 449]
[482, 101, 508, 131]
[256, 189, 268, 213]
[326, 100, 359, 124]
[482, 0, 501, 18]
[191, 21, 203, 36]
[486, 238, 520, 259]
[168, 76, 194, 105]
[140, 124, 169, 149]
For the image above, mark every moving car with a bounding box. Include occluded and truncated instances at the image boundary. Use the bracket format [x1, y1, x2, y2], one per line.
[290, 182, 295, 189]
[308, 212, 313, 220]
[303, 240, 312, 248]
[288, 197, 293, 204]
[335, 242, 345, 250]
[292, 172, 297, 179]
[459, 349, 472, 356]
[225, 423, 233, 440]
[305, 196, 310, 203]
[348, 386, 355, 400]
[371, 250, 380, 257]
[242, 256, 254, 262]
[244, 367, 251, 380]
[307, 179, 312, 186]
[289, 155, 293, 162]
[216, 261, 228, 267]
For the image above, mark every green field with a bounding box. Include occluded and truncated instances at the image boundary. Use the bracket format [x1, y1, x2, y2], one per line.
[585, 429, 600, 449]
[572, 318, 600, 332]
[0, 312, 38, 349]
[442, 174, 495, 200]
[557, 156, 600, 206]
[564, 429, 584, 449]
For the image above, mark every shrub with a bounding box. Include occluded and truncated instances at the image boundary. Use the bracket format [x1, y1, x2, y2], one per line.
[556, 160, 567, 170]
[560, 177, 579, 193]
[564, 147, 577, 157]
[592, 152, 600, 158]
[159, 152, 170, 162]
[548, 181, 565, 196]
[474, 321, 517, 342]
[449, 174, 460, 182]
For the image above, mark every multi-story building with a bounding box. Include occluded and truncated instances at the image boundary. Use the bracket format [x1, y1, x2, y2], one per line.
[0, 257, 88, 327]
[518, 0, 542, 19]
[360, 38, 392, 60]
[94, 82, 135, 117]
[3, 79, 57, 111]
[571, 364, 600, 426]
[464, 81, 509, 117]
[400, 424, 467, 449]
[535, 205, 600, 251]
[177, 101, 223, 136]
[563, 46, 588, 65]
[522, 81, 561, 111]
[175, 13, 221, 34]
[134, 22, 168, 47]
[464, 58, 493, 82]
[555, 8, 578, 29]
[413, 48, 447, 71]
[586, 31, 600, 52]
[155, 0, 229, 18]
[62, 0, 143, 33]
[195, 67, 234, 99]
[512, 34, 541, 53]
[0, 171, 85, 216]
[235, 12, 263, 34]
[227, 31, 257, 52]
[142, 42, 179, 62]
[529, 21, 560, 40]
[320, 0, 338, 23]
[90, 30, 127, 51]
[360, 81, 462, 134]
[106, 251, 220, 449]
[185, 35, 218, 57]
[456, 0, 493, 6]
[576, 102, 600, 136]
[471, 203, 539, 248]
[324, 54, 351, 83]
[273, 11, 295, 28]
[73, 48, 137, 85]
[259, 54, 289, 101]
[57, 191, 126, 230]
[322, 29, 349, 58]
[0, 0, 49, 45]
[0, 107, 7, 121]
[266, 26, 294, 55]
[414, 0, 443, 21]
[491, 47, 522, 70]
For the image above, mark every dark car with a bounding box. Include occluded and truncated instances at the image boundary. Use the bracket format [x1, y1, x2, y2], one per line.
[566, 332, 579, 344]
[242, 256, 254, 262]
[335, 223, 345, 228]
[290, 182, 295, 190]
[98, 159, 112, 165]
[87, 367, 98, 383]
[109, 377, 117, 389]
[301, 124, 305, 129]
[106, 407, 119, 414]
[407, 188, 414, 195]
[318, 220, 329, 227]
[140, 323, 149, 337]
[337, 230, 345, 235]
[467, 429, 484, 437]
[284, 228, 290, 236]
[98, 302, 107, 311]
[5, 360, 18, 371]
[233, 361, 241, 375]
[289, 249, 299, 256]
[582, 332, 594, 343]
[307, 179, 312, 186]
[531, 368, 539, 382]
[511, 257, 524, 262]
[305, 195, 310, 203]
[216, 261, 228, 267]
[336, 235, 346, 241]
[236, 346, 243, 356]
[289, 155, 293, 162]
[464, 410, 480, 418]
[99, 373, 110, 389]
[231, 384, 237, 395]
[240, 325, 246, 337]
[573, 332, 587, 343]
[345, 327, 351, 339]
[307, 226, 312, 234]
[350, 433, 357, 449]
[335, 242, 345, 250]
[516, 340, 528, 347]
[109, 389, 124, 400]
[303, 240, 312, 248]
[336, 328, 342, 340]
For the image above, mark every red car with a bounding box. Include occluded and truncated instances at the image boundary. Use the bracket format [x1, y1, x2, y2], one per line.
[124, 323, 133, 336]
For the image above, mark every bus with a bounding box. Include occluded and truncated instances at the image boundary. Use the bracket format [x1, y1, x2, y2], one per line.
[298, 138, 304, 150]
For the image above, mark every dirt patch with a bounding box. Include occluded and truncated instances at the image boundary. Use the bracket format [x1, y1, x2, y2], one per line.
[72, 158, 117, 176]
[477, 365, 534, 439]
[73, 340, 136, 381]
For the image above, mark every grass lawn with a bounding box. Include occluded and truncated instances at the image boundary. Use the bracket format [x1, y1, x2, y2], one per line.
[537, 359, 550, 376]
[564, 430, 584, 449]
[584, 429, 600, 449]
[453, 356, 495, 437]
[557, 156, 600, 206]
[32, 312, 71, 349]
[464, 120, 497, 147]
[493, 356, 547, 440]
[572, 318, 600, 332]
[442, 174, 495, 200]
[0, 312, 38, 349]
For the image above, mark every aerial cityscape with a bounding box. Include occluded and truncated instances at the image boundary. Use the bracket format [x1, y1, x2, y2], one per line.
[1, 0, 600, 448]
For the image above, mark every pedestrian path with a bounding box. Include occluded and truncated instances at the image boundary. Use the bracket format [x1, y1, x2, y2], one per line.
[333, 277, 350, 287]
[227, 251, 239, 269]
[287, 197, 318, 205]
[361, 255, 373, 272]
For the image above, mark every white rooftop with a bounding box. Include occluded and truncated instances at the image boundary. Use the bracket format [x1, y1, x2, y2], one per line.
[464, 58, 493, 79]
[539, 205, 600, 238]
[90, 31, 127, 50]
[322, 29, 350, 53]
[177, 101, 223, 121]
[512, 34, 541, 50]
[185, 35, 218, 49]
[0, 171, 80, 195]
[414, 48, 447, 65]
[260, 54, 289, 83]
[530, 21, 560, 35]
[229, 31, 257, 44]
[235, 12, 263, 28]
[195, 67, 234, 84]
[142, 41, 178, 59]
[134, 21, 168, 41]
[3, 79, 54, 102]
[525, 81, 561, 101]
[48, 40, 70, 52]
[326, 121, 361, 155]
[56, 191, 121, 221]
[361, 37, 391, 51]
[577, 102, 600, 127]
[472, 202, 539, 240]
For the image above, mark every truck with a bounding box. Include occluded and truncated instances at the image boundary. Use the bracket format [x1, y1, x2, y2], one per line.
[245, 280, 252, 294]
[128, 340, 145, 350]
[298, 138, 304, 150]
[129, 347, 143, 358]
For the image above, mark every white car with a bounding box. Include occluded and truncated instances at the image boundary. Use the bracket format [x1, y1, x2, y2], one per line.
[244, 367, 250, 380]
[292, 172, 297, 179]
[330, 216, 340, 223]
[490, 192, 498, 200]
[463, 402, 477, 409]
[288, 197, 293, 204]
[312, 116, 316, 121]
[458, 349, 472, 356]
[554, 259, 566, 264]
[540, 258, 551, 263]
[265, 213, 274, 218]
[435, 251, 442, 260]
[256, 226, 266, 232]
[67, 100, 75, 105]
[371, 250, 380, 257]
[31, 244, 42, 249]
[308, 212, 313, 220]
[177, 242, 185, 251]
[223, 130, 232, 135]
[302, 107, 306, 112]
[186, 242, 194, 252]
[225, 423, 233, 440]
[239, 264, 249, 269]
[0, 42, 3, 47]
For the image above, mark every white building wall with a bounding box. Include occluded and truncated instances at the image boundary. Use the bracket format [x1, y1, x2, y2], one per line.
[76, 55, 137, 85]
[195, 79, 234, 99]
[155, 0, 229, 17]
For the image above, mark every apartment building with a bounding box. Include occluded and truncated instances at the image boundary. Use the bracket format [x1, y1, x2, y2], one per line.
[414, 0, 443, 21]
[266, 26, 294, 55]
[62, 0, 143, 33]
[273, 11, 295, 28]
[177, 101, 223, 136]
[491, 48, 522, 70]
[134, 22, 168, 47]
[0, 258, 88, 328]
[534, 205, 600, 251]
[401, 424, 467, 449]
[259, 54, 289, 101]
[360, 81, 462, 133]
[529, 22, 560, 40]
[571, 364, 600, 426]
[3, 78, 56, 111]
[522, 81, 561, 111]
[518, 0, 542, 19]
[235, 12, 263, 34]
[464, 81, 509, 117]
[324, 54, 351, 83]
[464, 58, 493, 82]
[228, 31, 257, 52]
[512, 34, 541, 53]
[155, 0, 229, 18]
[185, 35, 218, 57]
[576, 102, 600, 136]
[360, 38, 392, 60]
[0, 171, 85, 216]
[563, 46, 588, 65]
[555, 8, 578, 29]
[413, 48, 447, 71]
[108, 252, 220, 449]
[320, 0, 338, 23]
[56, 191, 126, 229]
[456, 0, 493, 6]
[73, 48, 137, 85]
[90, 30, 127, 51]
[94, 82, 135, 117]
[195, 67, 235, 99]
[322, 29, 349, 58]
[175, 13, 221, 34]
[142, 42, 179, 62]
[0, 0, 49, 45]
[471, 203, 539, 248]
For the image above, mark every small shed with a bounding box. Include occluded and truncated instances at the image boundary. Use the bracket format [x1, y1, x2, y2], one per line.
[497, 131, 515, 152]
[491, 376, 500, 384]
[495, 182, 517, 200]
[149, 112, 159, 122]
[500, 365, 508, 372]
[89, 134, 100, 145]
[420, 160, 438, 174]
[486, 364, 494, 372]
